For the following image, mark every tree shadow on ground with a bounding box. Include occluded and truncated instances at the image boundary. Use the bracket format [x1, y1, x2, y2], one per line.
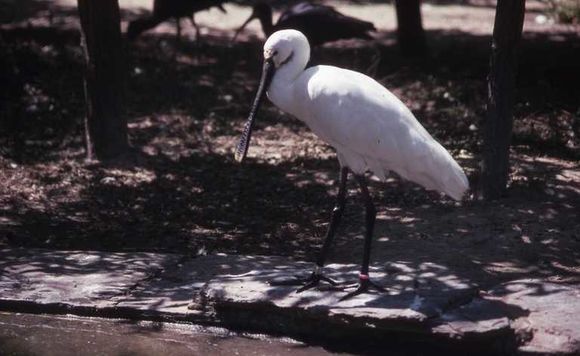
[0, 1, 578, 325]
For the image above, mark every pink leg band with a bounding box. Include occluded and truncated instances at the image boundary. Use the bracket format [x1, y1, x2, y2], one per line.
[359, 274, 370, 280]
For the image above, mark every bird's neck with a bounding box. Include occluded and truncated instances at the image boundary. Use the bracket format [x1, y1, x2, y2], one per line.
[267, 64, 309, 119]
[270, 53, 308, 95]
[258, 14, 274, 36]
[266, 39, 311, 118]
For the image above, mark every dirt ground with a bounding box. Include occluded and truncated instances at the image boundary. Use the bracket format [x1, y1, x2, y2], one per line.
[0, 1, 579, 291]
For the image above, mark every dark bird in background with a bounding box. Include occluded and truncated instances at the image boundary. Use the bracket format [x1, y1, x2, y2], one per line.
[127, 0, 228, 41]
[232, 1, 376, 46]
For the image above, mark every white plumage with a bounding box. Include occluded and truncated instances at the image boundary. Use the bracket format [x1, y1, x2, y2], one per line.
[264, 30, 468, 200]
[235, 29, 469, 299]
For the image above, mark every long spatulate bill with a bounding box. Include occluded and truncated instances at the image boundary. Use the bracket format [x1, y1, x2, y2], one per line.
[235, 58, 275, 163]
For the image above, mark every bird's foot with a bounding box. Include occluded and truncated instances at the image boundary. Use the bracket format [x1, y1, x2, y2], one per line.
[339, 274, 385, 301]
[269, 267, 339, 293]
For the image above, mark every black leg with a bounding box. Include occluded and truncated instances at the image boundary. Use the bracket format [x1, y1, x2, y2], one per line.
[357, 174, 375, 276]
[190, 15, 200, 42]
[270, 167, 349, 291]
[340, 174, 385, 301]
[175, 18, 182, 42]
[316, 166, 349, 268]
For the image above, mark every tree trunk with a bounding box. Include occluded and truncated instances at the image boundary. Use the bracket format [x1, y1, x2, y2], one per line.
[481, 0, 526, 200]
[394, 0, 427, 55]
[77, 0, 128, 161]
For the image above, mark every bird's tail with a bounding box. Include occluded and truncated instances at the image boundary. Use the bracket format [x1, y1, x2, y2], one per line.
[425, 143, 469, 201]
[387, 140, 469, 201]
[441, 158, 469, 201]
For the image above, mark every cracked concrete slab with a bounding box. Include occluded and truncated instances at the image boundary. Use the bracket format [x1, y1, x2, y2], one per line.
[186, 255, 512, 352]
[197, 258, 476, 322]
[0, 248, 181, 308]
[489, 279, 580, 355]
[115, 254, 318, 318]
[1, 249, 578, 354]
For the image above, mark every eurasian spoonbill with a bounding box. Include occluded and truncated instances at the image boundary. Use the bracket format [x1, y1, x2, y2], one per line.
[235, 30, 469, 299]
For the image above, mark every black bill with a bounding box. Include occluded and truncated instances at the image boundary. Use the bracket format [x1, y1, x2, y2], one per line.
[235, 58, 275, 163]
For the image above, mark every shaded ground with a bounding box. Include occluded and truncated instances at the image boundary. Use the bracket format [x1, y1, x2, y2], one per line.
[0, 0, 579, 296]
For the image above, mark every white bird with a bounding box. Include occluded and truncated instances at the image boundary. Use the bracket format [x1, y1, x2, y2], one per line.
[235, 30, 469, 300]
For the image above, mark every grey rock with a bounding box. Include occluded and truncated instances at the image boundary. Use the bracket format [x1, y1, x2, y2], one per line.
[489, 279, 580, 355]
[0, 248, 181, 308]
[6, 250, 577, 354]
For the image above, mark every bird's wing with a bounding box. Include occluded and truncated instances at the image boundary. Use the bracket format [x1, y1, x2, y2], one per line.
[278, 2, 334, 24]
[154, 0, 226, 17]
[297, 66, 468, 199]
[304, 4, 376, 32]
[299, 66, 429, 160]
[277, 2, 375, 41]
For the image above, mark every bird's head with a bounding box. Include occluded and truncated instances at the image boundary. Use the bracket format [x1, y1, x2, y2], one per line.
[263, 29, 309, 68]
[234, 30, 310, 163]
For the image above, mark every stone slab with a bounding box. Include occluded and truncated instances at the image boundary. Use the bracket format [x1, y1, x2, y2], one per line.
[489, 279, 580, 355]
[3, 250, 578, 354]
[115, 254, 315, 318]
[182, 255, 513, 352]
[198, 259, 474, 322]
[0, 248, 181, 309]
[119, 254, 487, 331]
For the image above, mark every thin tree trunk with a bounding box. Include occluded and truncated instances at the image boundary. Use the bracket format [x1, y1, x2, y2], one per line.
[77, 0, 128, 161]
[481, 0, 526, 200]
[394, 0, 427, 55]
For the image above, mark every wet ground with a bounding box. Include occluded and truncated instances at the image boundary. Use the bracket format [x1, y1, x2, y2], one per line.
[0, 312, 335, 356]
